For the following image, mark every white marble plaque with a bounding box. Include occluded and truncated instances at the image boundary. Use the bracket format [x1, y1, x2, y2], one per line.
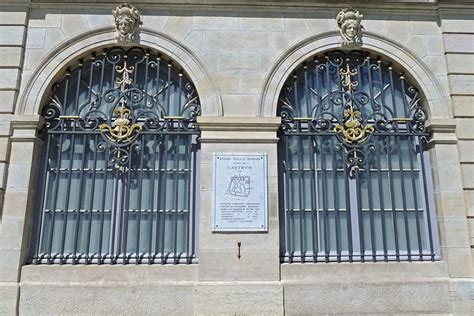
[212, 153, 268, 232]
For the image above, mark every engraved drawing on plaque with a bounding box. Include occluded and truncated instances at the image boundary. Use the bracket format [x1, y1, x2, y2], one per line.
[228, 174, 251, 197]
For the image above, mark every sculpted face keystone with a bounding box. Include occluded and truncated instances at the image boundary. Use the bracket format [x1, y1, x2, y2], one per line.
[113, 3, 142, 45]
[336, 8, 364, 48]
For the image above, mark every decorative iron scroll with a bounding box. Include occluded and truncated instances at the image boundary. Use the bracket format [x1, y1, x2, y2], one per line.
[42, 46, 201, 168]
[278, 51, 427, 174]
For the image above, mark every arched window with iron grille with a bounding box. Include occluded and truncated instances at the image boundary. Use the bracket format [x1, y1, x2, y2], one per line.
[31, 46, 200, 264]
[278, 50, 439, 263]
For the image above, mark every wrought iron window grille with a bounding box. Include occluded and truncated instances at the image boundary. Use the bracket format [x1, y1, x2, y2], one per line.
[278, 51, 439, 263]
[31, 47, 200, 265]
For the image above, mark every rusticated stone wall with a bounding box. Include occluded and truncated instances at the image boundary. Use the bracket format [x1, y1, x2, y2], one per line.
[0, 1, 472, 314]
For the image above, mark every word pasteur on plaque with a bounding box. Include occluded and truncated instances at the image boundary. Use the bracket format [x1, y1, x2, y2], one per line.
[212, 153, 268, 232]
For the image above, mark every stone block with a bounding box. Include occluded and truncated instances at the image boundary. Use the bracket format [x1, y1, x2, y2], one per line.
[438, 218, 471, 248]
[0, 282, 19, 315]
[284, 18, 314, 45]
[0, 9, 27, 25]
[29, 9, 62, 28]
[163, 16, 193, 42]
[434, 191, 468, 218]
[182, 30, 206, 53]
[142, 9, 171, 31]
[25, 28, 46, 49]
[206, 31, 270, 51]
[0, 47, 23, 68]
[429, 143, 460, 167]
[0, 137, 9, 161]
[43, 27, 68, 52]
[198, 249, 280, 281]
[21, 264, 198, 283]
[456, 119, 474, 140]
[465, 190, 474, 217]
[258, 51, 277, 72]
[469, 218, 474, 246]
[212, 71, 240, 94]
[283, 278, 450, 314]
[0, 162, 7, 190]
[219, 50, 258, 71]
[1, 191, 31, 220]
[441, 246, 474, 277]
[306, 17, 332, 34]
[424, 35, 445, 55]
[0, 91, 16, 113]
[281, 261, 448, 282]
[271, 32, 293, 56]
[61, 14, 90, 39]
[193, 12, 239, 30]
[197, 50, 219, 73]
[385, 20, 411, 44]
[444, 34, 474, 53]
[240, 15, 285, 31]
[0, 26, 25, 45]
[441, 15, 474, 33]
[449, 74, 474, 95]
[240, 72, 265, 95]
[409, 18, 440, 35]
[0, 250, 25, 282]
[0, 69, 20, 90]
[449, 279, 474, 314]
[446, 53, 474, 74]
[461, 164, 474, 188]
[453, 96, 474, 117]
[199, 218, 280, 250]
[194, 282, 283, 315]
[405, 35, 426, 58]
[83, 10, 115, 29]
[0, 219, 32, 251]
[431, 164, 463, 192]
[221, 94, 260, 116]
[5, 164, 34, 191]
[19, 282, 195, 315]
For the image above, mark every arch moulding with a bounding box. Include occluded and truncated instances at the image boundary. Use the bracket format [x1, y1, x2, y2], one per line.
[259, 30, 451, 120]
[18, 27, 223, 117]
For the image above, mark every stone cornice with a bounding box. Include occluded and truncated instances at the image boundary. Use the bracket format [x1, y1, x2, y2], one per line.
[198, 117, 281, 143]
[426, 118, 458, 147]
[0, 0, 472, 14]
[198, 116, 281, 132]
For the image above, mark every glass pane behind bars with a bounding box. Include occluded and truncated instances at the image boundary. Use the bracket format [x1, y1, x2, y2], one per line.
[32, 47, 200, 264]
[278, 51, 437, 262]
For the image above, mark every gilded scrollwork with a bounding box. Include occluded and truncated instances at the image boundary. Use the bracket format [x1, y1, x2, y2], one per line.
[278, 51, 427, 175]
[41, 46, 201, 168]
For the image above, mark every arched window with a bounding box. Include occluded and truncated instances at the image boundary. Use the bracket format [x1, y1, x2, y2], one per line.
[278, 50, 438, 263]
[31, 46, 201, 264]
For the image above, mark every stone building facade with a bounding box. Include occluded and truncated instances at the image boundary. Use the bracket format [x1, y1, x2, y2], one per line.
[0, 0, 473, 314]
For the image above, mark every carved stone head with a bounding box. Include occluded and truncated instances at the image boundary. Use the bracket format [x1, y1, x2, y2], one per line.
[336, 8, 364, 48]
[113, 3, 142, 45]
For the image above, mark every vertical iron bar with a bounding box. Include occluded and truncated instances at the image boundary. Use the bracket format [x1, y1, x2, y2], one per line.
[172, 133, 181, 263]
[159, 134, 169, 263]
[148, 135, 157, 263]
[59, 125, 77, 264]
[85, 134, 99, 263]
[390, 66, 411, 260]
[97, 144, 110, 264]
[284, 135, 293, 262]
[72, 132, 88, 263]
[320, 137, 329, 262]
[375, 138, 388, 261]
[419, 138, 435, 260]
[34, 133, 52, 263]
[135, 136, 146, 263]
